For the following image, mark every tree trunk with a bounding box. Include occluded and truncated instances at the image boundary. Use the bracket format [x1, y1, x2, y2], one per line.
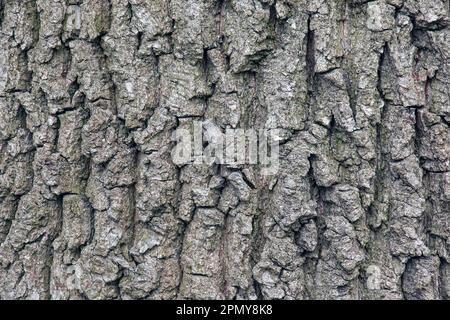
[0, 0, 449, 300]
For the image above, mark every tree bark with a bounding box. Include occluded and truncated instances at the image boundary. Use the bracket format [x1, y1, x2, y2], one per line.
[0, 0, 449, 300]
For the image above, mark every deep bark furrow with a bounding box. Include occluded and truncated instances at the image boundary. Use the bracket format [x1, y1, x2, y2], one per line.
[0, 0, 449, 300]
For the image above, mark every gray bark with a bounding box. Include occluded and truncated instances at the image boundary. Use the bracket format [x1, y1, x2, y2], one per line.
[0, 0, 449, 300]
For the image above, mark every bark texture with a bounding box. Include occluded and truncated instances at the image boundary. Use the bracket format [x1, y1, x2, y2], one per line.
[0, 0, 449, 300]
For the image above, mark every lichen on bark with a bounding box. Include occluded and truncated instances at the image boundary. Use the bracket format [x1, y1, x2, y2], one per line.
[0, 0, 449, 300]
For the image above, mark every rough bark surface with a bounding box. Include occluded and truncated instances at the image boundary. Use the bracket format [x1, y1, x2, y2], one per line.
[0, 0, 449, 300]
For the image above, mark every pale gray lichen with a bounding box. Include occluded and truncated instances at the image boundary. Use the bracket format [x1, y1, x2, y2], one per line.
[0, 0, 449, 300]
